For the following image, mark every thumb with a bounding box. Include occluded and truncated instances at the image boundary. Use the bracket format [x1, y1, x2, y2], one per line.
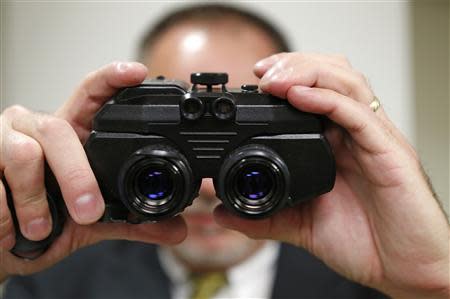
[80, 216, 188, 247]
[213, 204, 312, 249]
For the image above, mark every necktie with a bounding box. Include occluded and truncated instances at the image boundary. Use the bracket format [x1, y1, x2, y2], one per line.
[190, 272, 228, 299]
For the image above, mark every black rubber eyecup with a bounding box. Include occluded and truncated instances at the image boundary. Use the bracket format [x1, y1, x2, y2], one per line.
[119, 145, 195, 221]
[217, 144, 290, 218]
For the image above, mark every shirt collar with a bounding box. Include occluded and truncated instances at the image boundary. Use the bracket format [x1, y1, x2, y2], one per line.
[157, 241, 280, 287]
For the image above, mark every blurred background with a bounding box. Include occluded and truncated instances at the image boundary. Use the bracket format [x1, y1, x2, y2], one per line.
[1, 0, 448, 214]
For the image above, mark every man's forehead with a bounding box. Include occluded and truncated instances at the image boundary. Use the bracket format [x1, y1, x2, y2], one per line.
[144, 21, 278, 86]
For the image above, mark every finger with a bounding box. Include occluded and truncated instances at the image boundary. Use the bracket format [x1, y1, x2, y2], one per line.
[64, 217, 188, 253]
[0, 182, 16, 250]
[3, 131, 52, 241]
[12, 113, 104, 225]
[55, 61, 148, 140]
[254, 52, 288, 77]
[0, 216, 187, 276]
[254, 54, 414, 158]
[83, 216, 188, 246]
[286, 86, 392, 155]
[254, 52, 353, 78]
[259, 59, 373, 102]
[213, 205, 311, 248]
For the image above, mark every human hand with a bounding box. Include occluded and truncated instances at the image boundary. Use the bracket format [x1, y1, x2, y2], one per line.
[214, 53, 449, 299]
[0, 62, 187, 282]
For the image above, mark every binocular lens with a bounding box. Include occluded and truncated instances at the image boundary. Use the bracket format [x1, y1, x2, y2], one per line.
[236, 167, 273, 200]
[217, 145, 290, 218]
[136, 167, 173, 201]
[119, 146, 196, 221]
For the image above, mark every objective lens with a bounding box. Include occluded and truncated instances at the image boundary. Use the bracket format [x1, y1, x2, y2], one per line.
[217, 144, 290, 218]
[236, 167, 273, 200]
[119, 146, 197, 221]
[181, 97, 204, 120]
[136, 168, 173, 201]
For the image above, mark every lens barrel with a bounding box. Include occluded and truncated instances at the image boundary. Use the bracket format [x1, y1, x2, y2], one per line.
[181, 96, 204, 120]
[211, 97, 236, 120]
[119, 145, 196, 221]
[217, 145, 290, 218]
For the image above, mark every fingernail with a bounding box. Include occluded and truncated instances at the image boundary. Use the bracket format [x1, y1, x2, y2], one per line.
[74, 193, 104, 224]
[117, 62, 133, 73]
[26, 217, 51, 239]
[0, 234, 15, 250]
[255, 59, 268, 70]
[260, 72, 280, 92]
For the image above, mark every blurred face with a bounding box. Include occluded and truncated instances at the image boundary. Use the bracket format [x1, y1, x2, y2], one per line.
[143, 20, 279, 272]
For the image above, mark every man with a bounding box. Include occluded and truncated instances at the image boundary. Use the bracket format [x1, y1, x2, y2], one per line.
[1, 4, 448, 299]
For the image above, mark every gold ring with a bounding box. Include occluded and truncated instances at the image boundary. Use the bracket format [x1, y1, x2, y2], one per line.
[369, 96, 381, 112]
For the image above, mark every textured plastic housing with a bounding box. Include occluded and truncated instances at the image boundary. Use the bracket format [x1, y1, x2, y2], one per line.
[85, 77, 335, 221]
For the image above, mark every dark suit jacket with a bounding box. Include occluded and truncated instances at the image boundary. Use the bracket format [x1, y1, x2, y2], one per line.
[4, 241, 389, 299]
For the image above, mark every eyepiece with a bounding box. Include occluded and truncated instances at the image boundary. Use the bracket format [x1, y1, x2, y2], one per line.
[119, 146, 196, 221]
[217, 145, 290, 218]
[236, 166, 274, 200]
[135, 165, 174, 203]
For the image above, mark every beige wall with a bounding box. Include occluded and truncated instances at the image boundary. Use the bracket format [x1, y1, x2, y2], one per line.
[1, 1, 415, 139]
[412, 0, 449, 214]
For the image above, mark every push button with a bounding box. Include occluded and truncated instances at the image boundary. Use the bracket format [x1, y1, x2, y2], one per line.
[241, 84, 258, 92]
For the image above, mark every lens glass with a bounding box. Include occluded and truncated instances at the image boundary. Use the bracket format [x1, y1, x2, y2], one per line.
[213, 97, 235, 120]
[184, 98, 202, 114]
[136, 167, 173, 201]
[236, 166, 273, 200]
[216, 99, 233, 114]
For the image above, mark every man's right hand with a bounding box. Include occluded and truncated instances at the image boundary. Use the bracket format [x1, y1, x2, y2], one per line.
[0, 62, 187, 282]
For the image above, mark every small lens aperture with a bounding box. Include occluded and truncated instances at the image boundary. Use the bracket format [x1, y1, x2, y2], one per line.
[237, 167, 273, 200]
[181, 97, 204, 120]
[184, 99, 201, 114]
[136, 168, 173, 201]
[212, 97, 236, 120]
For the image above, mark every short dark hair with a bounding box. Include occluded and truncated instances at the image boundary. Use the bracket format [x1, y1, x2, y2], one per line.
[138, 4, 291, 61]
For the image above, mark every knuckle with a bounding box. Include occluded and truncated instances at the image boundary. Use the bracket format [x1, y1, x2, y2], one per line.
[353, 70, 368, 85]
[273, 60, 285, 71]
[15, 191, 47, 209]
[83, 69, 98, 84]
[334, 54, 351, 64]
[272, 52, 287, 60]
[9, 137, 43, 164]
[0, 211, 13, 235]
[291, 52, 307, 63]
[3, 105, 28, 118]
[110, 61, 122, 69]
[350, 106, 370, 133]
[343, 71, 369, 98]
[275, 56, 295, 72]
[64, 168, 93, 187]
[36, 115, 72, 136]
